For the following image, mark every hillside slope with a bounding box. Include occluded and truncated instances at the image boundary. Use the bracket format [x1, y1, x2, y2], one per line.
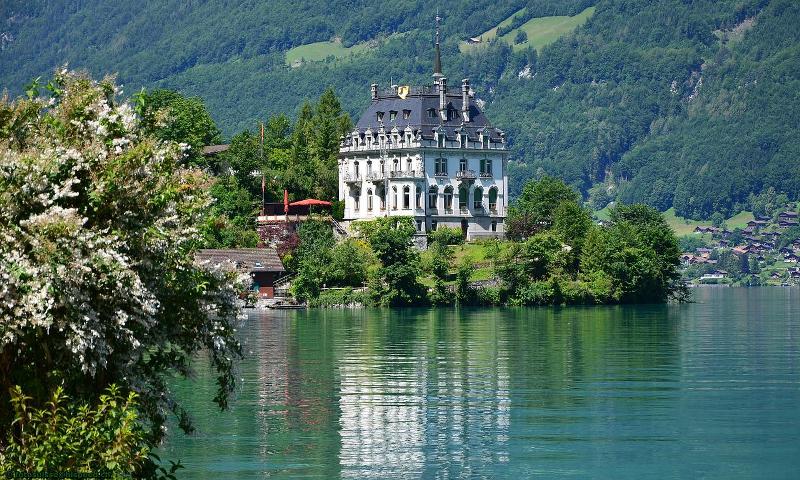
[2, 0, 798, 219]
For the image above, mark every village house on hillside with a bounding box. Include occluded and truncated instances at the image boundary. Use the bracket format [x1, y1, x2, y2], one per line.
[337, 18, 508, 244]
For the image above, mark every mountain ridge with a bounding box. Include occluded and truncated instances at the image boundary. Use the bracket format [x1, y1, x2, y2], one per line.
[2, 0, 797, 219]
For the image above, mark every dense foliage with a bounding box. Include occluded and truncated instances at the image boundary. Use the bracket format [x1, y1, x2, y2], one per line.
[0, 71, 245, 472]
[1, 385, 150, 477]
[288, 178, 683, 307]
[3, 0, 797, 219]
[498, 178, 683, 304]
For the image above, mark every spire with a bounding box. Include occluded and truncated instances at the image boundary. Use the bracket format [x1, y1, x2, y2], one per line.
[433, 9, 443, 79]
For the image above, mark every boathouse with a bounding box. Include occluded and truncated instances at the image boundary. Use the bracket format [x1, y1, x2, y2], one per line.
[196, 248, 285, 298]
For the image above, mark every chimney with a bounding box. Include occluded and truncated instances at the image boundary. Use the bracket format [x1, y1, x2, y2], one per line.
[461, 78, 470, 122]
[371, 83, 378, 100]
[439, 76, 447, 121]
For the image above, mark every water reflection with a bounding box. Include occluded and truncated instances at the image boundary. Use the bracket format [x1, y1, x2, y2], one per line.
[161, 289, 800, 479]
[335, 309, 512, 478]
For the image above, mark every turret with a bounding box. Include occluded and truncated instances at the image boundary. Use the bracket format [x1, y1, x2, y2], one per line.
[433, 11, 444, 84]
[461, 78, 470, 122]
[439, 76, 448, 121]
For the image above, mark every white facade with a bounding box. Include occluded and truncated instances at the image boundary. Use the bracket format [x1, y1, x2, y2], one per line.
[338, 87, 509, 242]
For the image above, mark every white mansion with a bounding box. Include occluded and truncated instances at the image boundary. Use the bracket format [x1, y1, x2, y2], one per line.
[337, 29, 508, 242]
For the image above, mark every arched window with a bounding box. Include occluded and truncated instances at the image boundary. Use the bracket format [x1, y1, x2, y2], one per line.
[428, 186, 438, 210]
[378, 186, 386, 210]
[473, 187, 483, 210]
[392, 186, 398, 210]
[393, 158, 399, 172]
[488, 187, 498, 212]
[366, 160, 372, 174]
[367, 189, 373, 211]
[353, 189, 361, 211]
[406, 157, 412, 173]
[354, 161, 359, 178]
[415, 186, 422, 209]
[444, 186, 454, 213]
[403, 186, 410, 209]
[459, 186, 468, 212]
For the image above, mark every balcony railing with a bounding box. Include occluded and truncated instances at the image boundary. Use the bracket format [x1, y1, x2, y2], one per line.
[342, 173, 361, 184]
[456, 169, 477, 180]
[479, 171, 493, 178]
[387, 170, 423, 179]
[459, 206, 469, 215]
[366, 172, 385, 182]
[434, 171, 448, 177]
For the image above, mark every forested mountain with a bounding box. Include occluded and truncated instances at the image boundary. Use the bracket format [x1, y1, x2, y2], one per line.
[2, 0, 798, 219]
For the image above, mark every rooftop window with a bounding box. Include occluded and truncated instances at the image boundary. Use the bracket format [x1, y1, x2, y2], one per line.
[389, 110, 397, 121]
[427, 108, 436, 118]
[377, 111, 384, 122]
[403, 109, 411, 119]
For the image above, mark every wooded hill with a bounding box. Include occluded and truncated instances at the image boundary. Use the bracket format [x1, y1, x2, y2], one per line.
[2, 0, 798, 219]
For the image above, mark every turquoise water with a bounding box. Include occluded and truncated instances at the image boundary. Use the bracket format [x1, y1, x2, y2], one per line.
[161, 288, 800, 479]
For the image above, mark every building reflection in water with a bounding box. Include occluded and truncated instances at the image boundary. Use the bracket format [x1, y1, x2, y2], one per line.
[336, 309, 510, 478]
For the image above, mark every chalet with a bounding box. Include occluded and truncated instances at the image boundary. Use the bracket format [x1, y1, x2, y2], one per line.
[732, 246, 750, 256]
[201, 144, 230, 156]
[694, 226, 719, 234]
[785, 253, 800, 263]
[746, 220, 770, 228]
[779, 211, 798, 220]
[778, 220, 799, 229]
[196, 248, 285, 298]
[701, 270, 728, 280]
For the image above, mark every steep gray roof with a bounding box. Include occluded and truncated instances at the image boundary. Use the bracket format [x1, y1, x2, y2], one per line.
[196, 248, 285, 273]
[351, 89, 503, 143]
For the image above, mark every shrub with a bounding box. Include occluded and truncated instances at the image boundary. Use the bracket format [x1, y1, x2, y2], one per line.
[0, 385, 151, 478]
[309, 287, 370, 307]
[428, 226, 463, 246]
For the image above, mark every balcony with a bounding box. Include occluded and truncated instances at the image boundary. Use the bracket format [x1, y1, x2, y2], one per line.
[457, 170, 477, 186]
[479, 171, 493, 178]
[459, 206, 470, 215]
[342, 173, 361, 185]
[388, 170, 423, 179]
[366, 171, 385, 182]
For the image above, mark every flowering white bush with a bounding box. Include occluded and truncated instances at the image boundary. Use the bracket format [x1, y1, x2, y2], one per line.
[0, 70, 246, 442]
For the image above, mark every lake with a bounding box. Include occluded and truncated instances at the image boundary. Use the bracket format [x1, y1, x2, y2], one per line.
[161, 287, 800, 479]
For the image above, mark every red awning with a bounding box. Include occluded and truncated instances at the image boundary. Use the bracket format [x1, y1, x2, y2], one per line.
[288, 199, 332, 207]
